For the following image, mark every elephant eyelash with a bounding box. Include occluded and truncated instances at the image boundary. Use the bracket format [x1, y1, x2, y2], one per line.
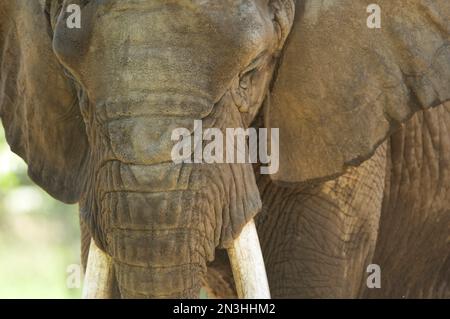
[241, 51, 269, 77]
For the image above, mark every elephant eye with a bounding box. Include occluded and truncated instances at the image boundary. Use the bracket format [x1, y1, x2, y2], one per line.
[232, 51, 274, 113]
[241, 51, 269, 79]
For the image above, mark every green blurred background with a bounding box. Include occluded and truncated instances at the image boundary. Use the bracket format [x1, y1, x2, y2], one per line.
[0, 124, 82, 298]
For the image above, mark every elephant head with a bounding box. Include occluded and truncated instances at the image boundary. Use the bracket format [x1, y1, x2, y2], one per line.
[0, 0, 449, 298]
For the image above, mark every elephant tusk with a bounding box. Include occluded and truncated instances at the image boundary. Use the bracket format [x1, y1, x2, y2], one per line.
[227, 219, 271, 299]
[82, 239, 115, 299]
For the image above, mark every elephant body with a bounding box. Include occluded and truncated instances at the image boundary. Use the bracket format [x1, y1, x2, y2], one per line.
[368, 102, 450, 298]
[256, 102, 450, 298]
[1, 0, 449, 298]
[204, 103, 450, 298]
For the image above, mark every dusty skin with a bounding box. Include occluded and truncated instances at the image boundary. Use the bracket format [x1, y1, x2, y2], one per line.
[0, 0, 449, 298]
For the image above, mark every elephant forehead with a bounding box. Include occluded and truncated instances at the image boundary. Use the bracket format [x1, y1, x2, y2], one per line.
[97, 0, 270, 44]
[54, 0, 275, 101]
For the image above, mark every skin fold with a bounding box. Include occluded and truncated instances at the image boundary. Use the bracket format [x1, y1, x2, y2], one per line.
[1, 0, 449, 298]
[365, 102, 450, 298]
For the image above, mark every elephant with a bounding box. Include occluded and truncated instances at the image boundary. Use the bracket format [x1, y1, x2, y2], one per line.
[0, 0, 449, 298]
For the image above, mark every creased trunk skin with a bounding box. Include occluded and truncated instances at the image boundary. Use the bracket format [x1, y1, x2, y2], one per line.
[96, 160, 213, 298]
[79, 83, 261, 297]
[79, 100, 218, 298]
[112, 224, 206, 298]
[78, 91, 264, 297]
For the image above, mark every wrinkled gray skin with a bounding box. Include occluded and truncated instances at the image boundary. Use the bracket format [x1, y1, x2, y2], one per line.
[0, 0, 449, 298]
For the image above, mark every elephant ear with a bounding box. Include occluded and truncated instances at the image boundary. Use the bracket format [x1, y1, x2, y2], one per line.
[268, 0, 450, 184]
[0, 0, 89, 203]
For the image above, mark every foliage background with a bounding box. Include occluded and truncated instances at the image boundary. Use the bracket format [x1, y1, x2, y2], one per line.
[0, 124, 82, 298]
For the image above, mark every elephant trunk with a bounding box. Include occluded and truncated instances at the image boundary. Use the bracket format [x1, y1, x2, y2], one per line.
[95, 158, 211, 298]
[80, 92, 269, 297]
[83, 221, 270, 298]
[113, 222, 205, 298]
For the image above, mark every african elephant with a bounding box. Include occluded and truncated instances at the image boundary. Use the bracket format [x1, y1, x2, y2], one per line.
[0, 0, 449, 298]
